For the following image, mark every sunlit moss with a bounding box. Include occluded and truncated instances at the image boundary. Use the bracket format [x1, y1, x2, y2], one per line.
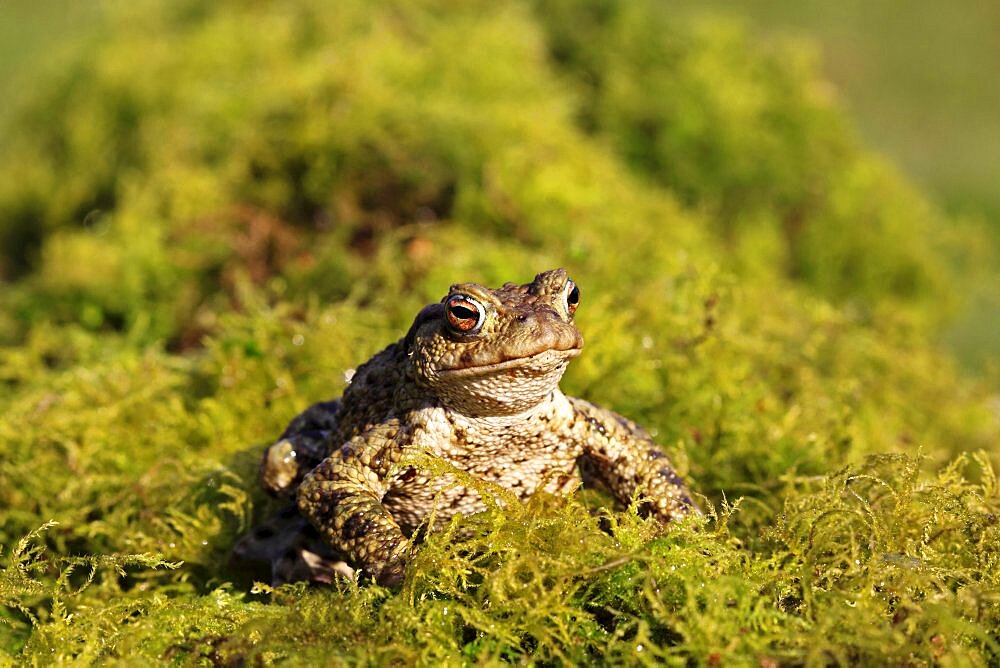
[0, 0, 997, 664]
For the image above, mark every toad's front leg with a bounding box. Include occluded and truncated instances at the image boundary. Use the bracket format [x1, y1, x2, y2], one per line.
[296, 422, 410, 586]
[566, 397, 698, 523]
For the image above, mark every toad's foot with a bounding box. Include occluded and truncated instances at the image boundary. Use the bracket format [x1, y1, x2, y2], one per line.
[233, 505, 355, 585]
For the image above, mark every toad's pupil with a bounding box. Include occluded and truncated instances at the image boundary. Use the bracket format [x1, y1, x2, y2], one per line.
[568, 285, 580, 306]
[450, 304, 477, 320]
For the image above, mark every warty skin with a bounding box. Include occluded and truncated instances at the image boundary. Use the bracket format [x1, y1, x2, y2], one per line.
[235, 268, 696, 586]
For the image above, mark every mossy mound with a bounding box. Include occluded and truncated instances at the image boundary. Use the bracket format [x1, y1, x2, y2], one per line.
[1, 0, 997, 663]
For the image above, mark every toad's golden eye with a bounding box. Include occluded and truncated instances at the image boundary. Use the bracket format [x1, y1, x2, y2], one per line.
[564, 280, 580, 316]
[445, 295, 486, 333]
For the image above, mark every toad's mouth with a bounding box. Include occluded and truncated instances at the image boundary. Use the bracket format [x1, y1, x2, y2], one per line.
[439, 347, 582, 377]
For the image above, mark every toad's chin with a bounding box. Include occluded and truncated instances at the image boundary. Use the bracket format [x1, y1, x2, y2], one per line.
[430, 348, 582, 416]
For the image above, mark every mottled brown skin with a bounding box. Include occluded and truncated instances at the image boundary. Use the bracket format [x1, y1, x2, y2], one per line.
[235, 269, 696, 586]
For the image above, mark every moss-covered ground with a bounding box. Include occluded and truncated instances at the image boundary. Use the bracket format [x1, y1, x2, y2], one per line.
[1, 1, 997, 664]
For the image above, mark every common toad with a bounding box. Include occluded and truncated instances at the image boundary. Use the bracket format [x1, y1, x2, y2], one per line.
[235, 269, 696, 585]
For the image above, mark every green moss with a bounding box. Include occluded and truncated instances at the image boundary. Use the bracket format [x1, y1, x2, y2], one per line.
[3, 454, 996, 663]
[535, 0, 984, 321]
[0, 0, 997, 663]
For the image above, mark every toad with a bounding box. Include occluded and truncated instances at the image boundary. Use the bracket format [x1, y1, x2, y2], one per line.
[235, 269, 696, 586]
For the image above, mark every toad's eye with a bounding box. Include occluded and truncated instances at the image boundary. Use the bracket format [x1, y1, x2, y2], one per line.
[445, 295, 486, 334]
[564, 280, 580, 316]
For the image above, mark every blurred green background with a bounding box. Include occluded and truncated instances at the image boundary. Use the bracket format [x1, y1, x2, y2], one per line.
[672, 0, 1000, 371]
[675, 1, 1000, 224]
[3, 0, 995, 368]
[9, 0, 999, 218]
